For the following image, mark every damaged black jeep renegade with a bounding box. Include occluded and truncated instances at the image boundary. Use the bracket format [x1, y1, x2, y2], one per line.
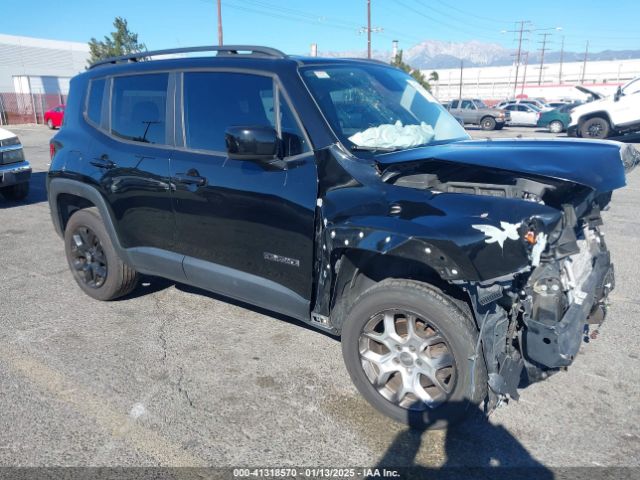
[47, 46, 639, 427]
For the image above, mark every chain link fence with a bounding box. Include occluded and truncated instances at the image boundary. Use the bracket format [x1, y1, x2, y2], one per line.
[0, 91, 66, 126]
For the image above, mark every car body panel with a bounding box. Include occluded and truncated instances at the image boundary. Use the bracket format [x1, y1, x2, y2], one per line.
[374, 138, 627, 193]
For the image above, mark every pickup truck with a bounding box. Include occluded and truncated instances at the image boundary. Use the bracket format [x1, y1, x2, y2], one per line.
[447, 98, 509, 130]
[568, 79, 640, 139]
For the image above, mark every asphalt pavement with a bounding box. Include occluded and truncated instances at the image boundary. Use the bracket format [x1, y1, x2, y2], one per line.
[0, 124, 638, 470]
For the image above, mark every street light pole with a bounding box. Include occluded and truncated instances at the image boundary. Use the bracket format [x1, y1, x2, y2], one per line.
[217, 0, 223, 46]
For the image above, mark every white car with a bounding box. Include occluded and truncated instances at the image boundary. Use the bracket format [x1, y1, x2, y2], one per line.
[496, 99, 552, 111]
[568, 77, 640, 139]
[0, 127, 31, 200]
[501, 103, 541, 126]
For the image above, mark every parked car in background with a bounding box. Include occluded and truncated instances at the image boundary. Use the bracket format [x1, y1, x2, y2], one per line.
[548, 101, 570, 109]
[0, 127, 31, 200]
[537, 103, 580, 133]
[497, 98, 551, 112]
[447, 98, 509, 130]
[44, 105, 65, 129]
[569, 77, 640, 139]
[502, 102, 541, 126]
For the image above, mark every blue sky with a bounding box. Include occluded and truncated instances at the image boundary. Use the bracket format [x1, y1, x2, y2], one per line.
[4, 0, 640, 54]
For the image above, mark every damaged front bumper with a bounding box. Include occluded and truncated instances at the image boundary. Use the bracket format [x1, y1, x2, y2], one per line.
[523, 247, 614, 368]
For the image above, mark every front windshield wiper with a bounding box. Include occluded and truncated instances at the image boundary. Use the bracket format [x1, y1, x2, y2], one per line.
[350, 145, 398, 153]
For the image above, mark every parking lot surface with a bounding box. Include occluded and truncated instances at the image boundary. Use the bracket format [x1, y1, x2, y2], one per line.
[1, 125, 639, 469]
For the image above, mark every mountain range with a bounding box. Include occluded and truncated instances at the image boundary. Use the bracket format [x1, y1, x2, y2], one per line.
[319, 40, 640, 69]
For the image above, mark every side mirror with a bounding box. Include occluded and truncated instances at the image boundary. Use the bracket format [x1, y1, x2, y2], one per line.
[225, 126, 279, 161]
[614, 86, 622, 102]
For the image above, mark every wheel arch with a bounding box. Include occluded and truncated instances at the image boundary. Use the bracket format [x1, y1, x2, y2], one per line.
[327, 248, 473, 333]
[48, 178, 128, 261]
[577, 110, 613, 128]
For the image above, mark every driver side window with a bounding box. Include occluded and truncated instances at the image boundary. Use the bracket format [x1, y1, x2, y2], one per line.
[182, 72, 309, 156]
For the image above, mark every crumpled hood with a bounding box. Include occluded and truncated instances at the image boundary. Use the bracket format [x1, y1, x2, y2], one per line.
[375, 138, 628, 193]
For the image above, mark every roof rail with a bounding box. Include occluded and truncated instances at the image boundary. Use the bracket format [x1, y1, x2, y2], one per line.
[89, 45, 287, 69]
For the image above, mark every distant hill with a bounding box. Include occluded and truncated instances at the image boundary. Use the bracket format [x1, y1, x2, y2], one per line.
[320, 40, 640, 69]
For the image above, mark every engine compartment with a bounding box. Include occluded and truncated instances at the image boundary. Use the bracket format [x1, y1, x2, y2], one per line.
[381, 160, 589, 208]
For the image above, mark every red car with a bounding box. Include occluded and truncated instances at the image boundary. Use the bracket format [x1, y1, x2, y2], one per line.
[44, 105, 65, 129]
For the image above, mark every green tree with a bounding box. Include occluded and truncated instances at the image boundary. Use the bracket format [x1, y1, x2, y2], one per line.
[88, 17, 146, 66]
[391, 50, 432, 91]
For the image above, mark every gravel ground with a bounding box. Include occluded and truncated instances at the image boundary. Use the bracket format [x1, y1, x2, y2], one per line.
[0, 124, 638, 472]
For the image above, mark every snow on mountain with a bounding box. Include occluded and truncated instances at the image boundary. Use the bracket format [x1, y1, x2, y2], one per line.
[319, 40, 640, 69]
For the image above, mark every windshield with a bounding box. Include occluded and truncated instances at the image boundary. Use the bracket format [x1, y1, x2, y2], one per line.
[474, 99, 488, 108]
[301, 64, 469, 151]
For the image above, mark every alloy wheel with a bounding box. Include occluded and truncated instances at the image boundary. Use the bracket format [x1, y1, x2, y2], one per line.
[359, 309, 457, 410]
[69, 226, 108, 288]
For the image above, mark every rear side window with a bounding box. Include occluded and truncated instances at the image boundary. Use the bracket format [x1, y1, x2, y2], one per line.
[182, 72, 308, 155]
[86, 78, 106, 125]
[111, 74, 168, 145]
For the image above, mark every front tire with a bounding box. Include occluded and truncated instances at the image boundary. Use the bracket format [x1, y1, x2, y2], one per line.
[549, 120, 564, 134]
[480, 116, 497, 131]
[1, 182, 29, 200]
[580, 117, 610, 139]
[64, 208, 139, 301]
[341, 279, 487, 429]
[47, 118, 55, 129]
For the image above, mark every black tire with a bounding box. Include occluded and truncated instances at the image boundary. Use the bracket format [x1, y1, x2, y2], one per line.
[549, 120, 564, 134]
[47, 118, 55, 129]
[64, 208, 139, 301]
[580, 117, 610, 139]
[480, 116, 497, 131]
[494, 123, 505, 130]
[341, 279, 487, 429]
[1, 182, 29, 201]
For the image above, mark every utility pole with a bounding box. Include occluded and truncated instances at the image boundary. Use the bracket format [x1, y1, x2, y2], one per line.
[216, 0, 223, 46]
[458, 59, 463, 103]
[581, 41, 589, 83]
[367, 0, 371, 58]
[521, 51, 529, 95]
[360, 0, 382, 59]
[558, 36, 565, 84]
[537, 32, 552, 85]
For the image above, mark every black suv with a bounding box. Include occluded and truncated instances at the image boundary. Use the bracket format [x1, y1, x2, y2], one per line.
[47, 46, 638, 427]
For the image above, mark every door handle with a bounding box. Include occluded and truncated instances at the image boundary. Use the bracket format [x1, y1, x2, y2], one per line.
[173, 173, 206, 186]
[90, 154, 116, 169]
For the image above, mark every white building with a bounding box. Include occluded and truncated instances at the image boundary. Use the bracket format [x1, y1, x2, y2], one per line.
[430, 57, 640, 102]
[0, 34, 89, 95]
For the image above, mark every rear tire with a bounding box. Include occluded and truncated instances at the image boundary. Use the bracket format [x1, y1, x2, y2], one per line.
[64, 208, 139, 301]
[549, 120, 564, 134]
[480, 116, 497, 131]
[341, 279, 487, 429]
[580, 117, 610, 139]
[1, 182, 29, 201]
